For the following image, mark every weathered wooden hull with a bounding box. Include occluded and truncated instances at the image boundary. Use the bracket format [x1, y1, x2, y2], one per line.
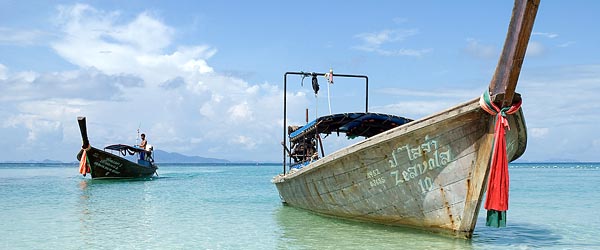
[273, 98, 527, 238]
[77, 147, 157, 179]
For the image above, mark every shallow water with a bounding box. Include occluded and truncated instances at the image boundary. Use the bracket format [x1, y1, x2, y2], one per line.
[0, 163, 598, 249]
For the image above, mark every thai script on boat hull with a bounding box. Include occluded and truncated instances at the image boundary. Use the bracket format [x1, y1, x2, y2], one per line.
[91, 153, 123, 175]
[388, 135, 451, 193]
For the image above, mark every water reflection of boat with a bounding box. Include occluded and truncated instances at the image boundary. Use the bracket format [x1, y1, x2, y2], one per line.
[273, 0, 539, 238]
[76, 117, 158, 179]
[274, 206, 473, 249]
[76, 179, 158, 248]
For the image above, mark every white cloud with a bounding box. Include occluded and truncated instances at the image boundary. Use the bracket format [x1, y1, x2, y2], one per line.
[374, 88, 479, 99]
[557, 41, 575, 48]
[516, 64, 600, 161]
[0, 64, 6, 80]
[0, 68, 139, 102]
[111, 13, 173, 52]
[392, 17, 408, 25]
[51, 4, 216, 85]
[464, 38, 497, 59]
[231, 135, 257, 149]
[2, 3, 597, 163]
[533, 32, 558, 39]
[355, 29, 418, 47]
[530, 127, 549, 138]
[0, 27, 46, 45]
[366, 48, 432, 57]
[526, 41, 544, 57]
[0, 3, 305, 162]
[228, 102, 253, 121]
[353, 28, 431, 57]
[371, 100, 459, 119]
[368, 63, 600, 162]
[183, 59, 214, 74]
[370, 87, 481, 118]
[3, 114, 63, 144]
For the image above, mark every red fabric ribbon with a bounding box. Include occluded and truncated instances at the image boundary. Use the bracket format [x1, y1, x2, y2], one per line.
[479, 92, 521, 212]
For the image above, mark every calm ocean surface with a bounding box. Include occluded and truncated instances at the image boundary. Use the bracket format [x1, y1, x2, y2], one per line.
[1, 162, 599, 250]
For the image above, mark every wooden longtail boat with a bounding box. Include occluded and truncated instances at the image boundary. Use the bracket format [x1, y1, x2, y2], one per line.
[76, 117, 158, 179]
[273, 0, 539, 238]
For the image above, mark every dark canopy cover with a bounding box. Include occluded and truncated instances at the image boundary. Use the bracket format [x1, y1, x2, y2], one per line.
[104, 144, 146, 155]
[289, 112, 412, 142]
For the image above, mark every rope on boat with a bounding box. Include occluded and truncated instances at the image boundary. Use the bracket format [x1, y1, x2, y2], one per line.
[119, 148, 136, 156]
[479, 90, 522, 228]
[78, 145, 91, 176]
[325, 69, 334, 115]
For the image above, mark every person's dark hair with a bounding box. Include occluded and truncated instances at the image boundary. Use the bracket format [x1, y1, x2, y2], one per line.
[141, 133, 146, 137]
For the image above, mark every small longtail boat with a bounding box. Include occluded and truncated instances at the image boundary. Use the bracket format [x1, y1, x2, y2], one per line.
[273, 0, 539, 238]
[76, 117, 158, 179]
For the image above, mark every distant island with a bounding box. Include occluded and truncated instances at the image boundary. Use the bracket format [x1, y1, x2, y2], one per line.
[0, 149, 230, 164]
[0, 150, 592, 165]
[153, 150, 229, 163]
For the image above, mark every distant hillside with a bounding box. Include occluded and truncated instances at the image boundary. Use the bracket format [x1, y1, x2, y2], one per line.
[0, 159, 65, 164]
[153, 150, 229, 163]
[0, 150, 229, 164]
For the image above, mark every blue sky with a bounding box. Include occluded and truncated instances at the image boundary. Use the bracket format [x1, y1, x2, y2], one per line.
[1, 1, 599, 162]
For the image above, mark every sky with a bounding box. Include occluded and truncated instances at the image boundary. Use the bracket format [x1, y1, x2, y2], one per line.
[1, 1, 599, 163]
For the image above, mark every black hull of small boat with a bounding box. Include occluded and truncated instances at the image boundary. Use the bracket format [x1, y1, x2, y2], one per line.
[77, 147, 157, 179]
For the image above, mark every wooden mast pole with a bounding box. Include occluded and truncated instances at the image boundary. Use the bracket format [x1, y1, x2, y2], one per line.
[488, 0, 540, 107]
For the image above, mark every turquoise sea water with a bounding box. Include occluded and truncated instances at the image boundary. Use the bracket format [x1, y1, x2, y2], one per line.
[1, 162, 599, 249]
